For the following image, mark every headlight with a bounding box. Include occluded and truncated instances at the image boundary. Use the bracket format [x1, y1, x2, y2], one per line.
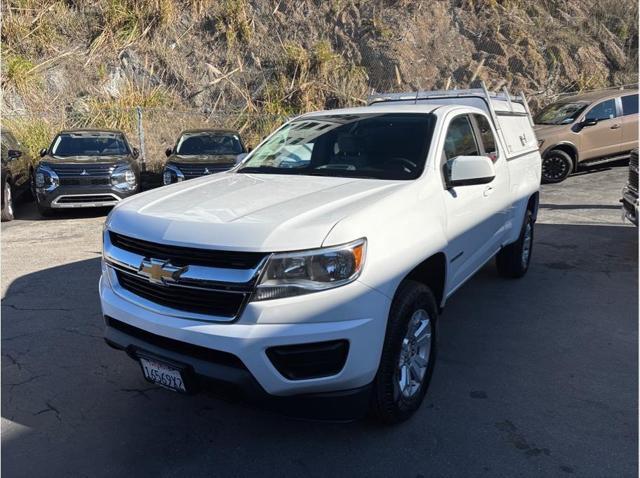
[537, 139, 544, 148]
[163, 164, 184, 185]
[252, 238, 366, 301]
[35, 165, 59, 191]
[111, 165, 137, 191]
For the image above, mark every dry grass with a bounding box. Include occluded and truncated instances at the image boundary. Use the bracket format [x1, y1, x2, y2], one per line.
[1, 116, 58, 162]
[214, 0, 253, 48]
[2, 53, 43, 95]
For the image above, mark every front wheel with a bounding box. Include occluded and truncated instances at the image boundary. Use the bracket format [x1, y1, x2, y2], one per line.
[496, 210, 534, 278]
[541, 150, 573, 184]
[371, 280, 438, 424]
[1, 180, 15, 222]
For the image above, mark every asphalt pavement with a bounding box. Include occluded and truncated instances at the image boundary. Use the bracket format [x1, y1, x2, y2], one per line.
[1, 161, 637, 477]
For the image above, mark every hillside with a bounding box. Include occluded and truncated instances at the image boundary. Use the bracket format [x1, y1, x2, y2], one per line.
[2, 0, 638, 168]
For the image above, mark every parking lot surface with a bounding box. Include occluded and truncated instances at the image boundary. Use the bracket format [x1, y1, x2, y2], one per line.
[2, 163, 637, 477]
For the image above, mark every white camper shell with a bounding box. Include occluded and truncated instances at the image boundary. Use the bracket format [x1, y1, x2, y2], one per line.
[368, 83, 539, 158]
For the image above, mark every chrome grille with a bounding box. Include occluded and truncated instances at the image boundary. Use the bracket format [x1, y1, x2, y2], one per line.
[115, 269, 246, 317]
[104, 232, 267, 321]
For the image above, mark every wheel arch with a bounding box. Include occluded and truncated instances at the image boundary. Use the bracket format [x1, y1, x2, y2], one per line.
[527, 191, 540, 222]
[401, 252, 447, 311]
[543, 142, 579, 171]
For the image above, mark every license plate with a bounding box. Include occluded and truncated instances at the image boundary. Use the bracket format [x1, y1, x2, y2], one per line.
[139, 357, 187, 392]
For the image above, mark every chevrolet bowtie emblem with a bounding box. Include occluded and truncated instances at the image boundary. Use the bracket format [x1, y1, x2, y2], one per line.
[80, 169, 89, 176]
[138, 258, 188, 284]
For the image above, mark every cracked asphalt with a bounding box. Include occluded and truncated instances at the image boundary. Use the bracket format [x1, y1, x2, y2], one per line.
[2, 161, 637, 477]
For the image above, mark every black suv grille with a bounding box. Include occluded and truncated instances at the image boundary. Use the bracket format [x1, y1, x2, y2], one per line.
[179, 163, 234, 179]
[629, 150, 638, 192]
[115, 270, 246, 318]
[50, 163, 116, 177]
[59, 178, 110, 186]
[109, 232, 267, 269]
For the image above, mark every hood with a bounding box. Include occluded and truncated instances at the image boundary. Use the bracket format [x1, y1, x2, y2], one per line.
[169, 154, 239, 164]
[108, 172, 405, 251]
[43, 154, 134, 164]
[533, 123, 568, 137]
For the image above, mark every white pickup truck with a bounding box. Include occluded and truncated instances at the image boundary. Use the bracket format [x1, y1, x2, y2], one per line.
[100, 86, 541, 423]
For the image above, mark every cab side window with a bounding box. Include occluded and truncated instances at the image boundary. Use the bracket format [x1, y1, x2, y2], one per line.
[585, 99, 617, 122]
[473, 114, 498, 159]
[443, 115, 479, 161]
[621, 94, 639, 116]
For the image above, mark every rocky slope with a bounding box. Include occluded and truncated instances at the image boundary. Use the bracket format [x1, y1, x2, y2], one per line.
[2, 0, 638, 162]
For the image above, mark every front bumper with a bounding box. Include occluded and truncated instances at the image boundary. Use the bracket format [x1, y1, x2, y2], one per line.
[99, 274, 390, 416]
[622, 187, 638, 226]
[36, 184, 137, 208]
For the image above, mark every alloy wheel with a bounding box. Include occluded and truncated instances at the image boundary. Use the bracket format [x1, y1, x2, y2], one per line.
[396, 309, 432, 399]
[521, 220, 533, 268]
[542, 156, 569, 182]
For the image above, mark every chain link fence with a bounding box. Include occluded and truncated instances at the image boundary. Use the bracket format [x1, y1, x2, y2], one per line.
[2, 108, 288, 172]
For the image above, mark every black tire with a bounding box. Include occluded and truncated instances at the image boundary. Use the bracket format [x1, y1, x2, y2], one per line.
[541, 149, 573, 184]
[496, 209, 534, 278]
[1, 180, 15, 222]
[371, 280, 438, 424]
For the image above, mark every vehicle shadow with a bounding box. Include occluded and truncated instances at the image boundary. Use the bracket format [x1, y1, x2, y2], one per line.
[572, 158, 629, 178]
[1, 223, 637, 477]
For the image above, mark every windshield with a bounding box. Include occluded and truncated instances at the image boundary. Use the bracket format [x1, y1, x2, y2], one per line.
[176, 133, 243, 155]
[237, 113, 435, 180]
[535, 102, 587, 125]
[51, 133, 130, 157]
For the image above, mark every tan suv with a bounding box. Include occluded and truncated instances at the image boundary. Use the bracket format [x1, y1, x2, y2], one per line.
[534, 88, 638, 183]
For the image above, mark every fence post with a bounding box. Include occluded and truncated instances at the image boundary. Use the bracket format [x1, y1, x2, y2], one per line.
[136, 106, 147, 172]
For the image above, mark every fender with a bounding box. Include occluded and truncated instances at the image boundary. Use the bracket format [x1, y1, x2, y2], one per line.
[542, 141, 580, 171]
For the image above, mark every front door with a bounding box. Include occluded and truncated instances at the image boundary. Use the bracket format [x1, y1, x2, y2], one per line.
[440, 114, 509, 294]
[579, 98, 623, 161]
[620, 93, 639, 152]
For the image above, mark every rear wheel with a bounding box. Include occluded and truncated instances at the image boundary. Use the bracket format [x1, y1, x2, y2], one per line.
[371, 280, 438, 424]
[496, 209, 534, 278]
[1, 180, 15, 222]
[541, 150, 573, 184]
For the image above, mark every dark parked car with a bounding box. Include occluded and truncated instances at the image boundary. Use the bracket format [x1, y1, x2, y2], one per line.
[162, 129, 248, 185]
[622, 148, 638, 226]
[33, 129, 141, 217]
[1, 130, 32, 222]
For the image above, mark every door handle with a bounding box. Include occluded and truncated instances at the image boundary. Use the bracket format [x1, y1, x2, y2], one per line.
[611, 124, 621, 129]
[483, 186, 494, 197]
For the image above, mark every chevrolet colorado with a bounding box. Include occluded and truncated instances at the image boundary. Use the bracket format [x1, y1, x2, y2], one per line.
[100, 86, 541, 423]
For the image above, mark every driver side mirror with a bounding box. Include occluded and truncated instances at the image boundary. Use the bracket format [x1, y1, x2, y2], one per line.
[39, 148, 48, 157]
[445, 155, 496, 188]
[132, 147, 140, 159]
[582, 118, 598, 127]
[7, 149, 22, 160]
[165, 147, 172, 157]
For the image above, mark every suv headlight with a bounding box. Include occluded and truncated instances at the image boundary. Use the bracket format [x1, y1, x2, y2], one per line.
[163, 164, 184, 185]
[111, 165, 137, 191]
[35, 165, 59, 191]
[252, 238, 366, 301]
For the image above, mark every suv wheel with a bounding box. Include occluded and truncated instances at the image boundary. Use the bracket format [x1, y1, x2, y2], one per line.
[496, 209, 534, 278]
[1, 180, 15, 222]
[371, 280, 438, 424]
[542, 150, 573, 184]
